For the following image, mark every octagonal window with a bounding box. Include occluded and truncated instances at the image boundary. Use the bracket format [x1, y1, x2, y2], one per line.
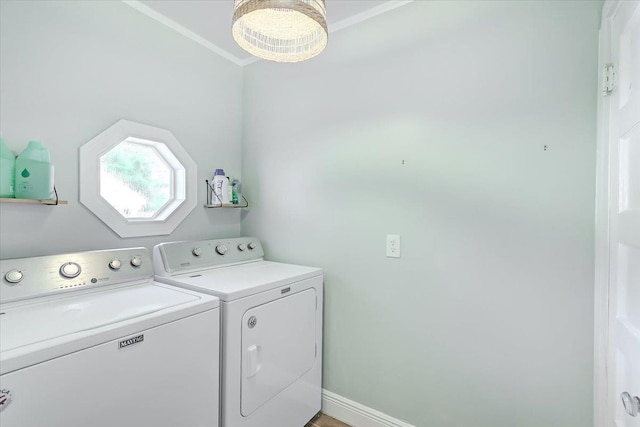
[80, 120, 197, 238]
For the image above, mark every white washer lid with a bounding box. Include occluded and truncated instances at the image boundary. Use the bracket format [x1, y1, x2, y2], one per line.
[157, 261, 322, 301]
[0, 282, 219, 374]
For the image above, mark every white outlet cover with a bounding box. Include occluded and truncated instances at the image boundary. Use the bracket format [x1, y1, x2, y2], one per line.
[386, 235, 401, 258]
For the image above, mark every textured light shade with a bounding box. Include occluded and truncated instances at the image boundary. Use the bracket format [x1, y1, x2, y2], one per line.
[232, 0, 328, 63]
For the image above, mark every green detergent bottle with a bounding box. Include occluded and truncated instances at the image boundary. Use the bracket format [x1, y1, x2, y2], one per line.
[0, 136, 16, 198]
[15, 140, 54, 200]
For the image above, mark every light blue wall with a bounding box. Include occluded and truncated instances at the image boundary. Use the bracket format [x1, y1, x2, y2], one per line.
[0, 1, 603, 425]
[0, 0, 243, 258]
[241, 1, 602, 426]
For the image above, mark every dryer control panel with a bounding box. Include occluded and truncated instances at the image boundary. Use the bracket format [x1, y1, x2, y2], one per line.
[0, 248, 153, 304]
[154, 237, 264, 275]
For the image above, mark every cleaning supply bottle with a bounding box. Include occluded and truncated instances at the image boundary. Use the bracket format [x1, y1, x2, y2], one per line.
[15, 140, 55, 200]
[212, 169, 230, 205]
[0, 135, 15, 198]
[231, 179, 240, 205]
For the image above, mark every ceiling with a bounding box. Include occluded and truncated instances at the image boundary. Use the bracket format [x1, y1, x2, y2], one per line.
[124, 0, 413, 66]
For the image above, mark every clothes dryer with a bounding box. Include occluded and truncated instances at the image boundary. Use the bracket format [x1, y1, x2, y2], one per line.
[153, 237, 323, 427]
[0, 247, 220, 427]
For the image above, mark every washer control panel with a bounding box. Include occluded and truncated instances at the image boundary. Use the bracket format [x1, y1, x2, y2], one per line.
[0, 247, 152, 304]
[154, 237, 264, 275]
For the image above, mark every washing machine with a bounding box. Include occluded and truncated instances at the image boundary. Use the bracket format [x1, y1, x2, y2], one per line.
[0, 247, 220, 427]
[153, 237, 323, 427]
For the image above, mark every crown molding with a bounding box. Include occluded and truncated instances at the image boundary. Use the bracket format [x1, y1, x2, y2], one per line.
[121, 0, 246, 66]
[329, 0, 414, 34]
[122, 0, 415, 67]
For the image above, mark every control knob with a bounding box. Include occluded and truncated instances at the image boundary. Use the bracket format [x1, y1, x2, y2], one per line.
[4, 269, 23, 284]
[192, 247, 203, 257]
[60, 262, 81, 278]
[130, 256, 143, 267]
[215, 244, 228, 255]
[109, 259, 122, 270]
[237, 243, 247, 252]
[248, 242, 257, 250]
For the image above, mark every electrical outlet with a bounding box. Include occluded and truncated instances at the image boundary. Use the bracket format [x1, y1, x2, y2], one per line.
[386, 235, 401, 258]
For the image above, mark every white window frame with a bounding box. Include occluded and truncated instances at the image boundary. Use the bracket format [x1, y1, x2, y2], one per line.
[79, 120, 197, 238]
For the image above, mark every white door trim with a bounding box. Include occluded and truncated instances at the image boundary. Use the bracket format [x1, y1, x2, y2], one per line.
[594, 2, 626, 426]
[594, 5, 613, 427]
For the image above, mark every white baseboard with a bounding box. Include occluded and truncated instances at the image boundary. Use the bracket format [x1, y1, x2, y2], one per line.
[321, 389, 415, 427]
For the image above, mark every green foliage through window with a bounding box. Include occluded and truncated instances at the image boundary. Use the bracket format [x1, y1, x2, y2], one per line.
[100, 141, 171, 218]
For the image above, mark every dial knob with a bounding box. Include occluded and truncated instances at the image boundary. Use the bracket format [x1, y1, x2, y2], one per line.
[109, 259, 122, 270]
[60, 262, 81, 278]
[237, 243, 247, 252]
[248, 242, 257, 250]
[130, 256, 143, 267]
[4, 269, 23, 284]
[215, 244, 228, 255]
[192, 247, 203, 257]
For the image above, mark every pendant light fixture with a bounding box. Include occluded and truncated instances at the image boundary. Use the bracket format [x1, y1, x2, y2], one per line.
[232, 0, 328, 63]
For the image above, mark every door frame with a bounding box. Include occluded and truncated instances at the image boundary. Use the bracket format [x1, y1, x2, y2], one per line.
[594, 1, 625, 426]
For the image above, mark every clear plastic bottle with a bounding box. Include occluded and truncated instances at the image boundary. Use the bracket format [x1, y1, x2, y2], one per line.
[0, 135, 16, 198]
[15, 140, 55, 200]
[212, 169, 230, 205]
[231, 179, 240, 205]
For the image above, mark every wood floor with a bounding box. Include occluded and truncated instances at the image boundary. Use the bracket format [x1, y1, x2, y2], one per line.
[304, 413, 351, 427]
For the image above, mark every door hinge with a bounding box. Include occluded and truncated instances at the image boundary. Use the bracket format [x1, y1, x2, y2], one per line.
[603, 63, 615, 96]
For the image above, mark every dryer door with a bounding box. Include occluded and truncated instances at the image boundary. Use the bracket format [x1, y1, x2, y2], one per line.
[241, 288, 317, 416]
